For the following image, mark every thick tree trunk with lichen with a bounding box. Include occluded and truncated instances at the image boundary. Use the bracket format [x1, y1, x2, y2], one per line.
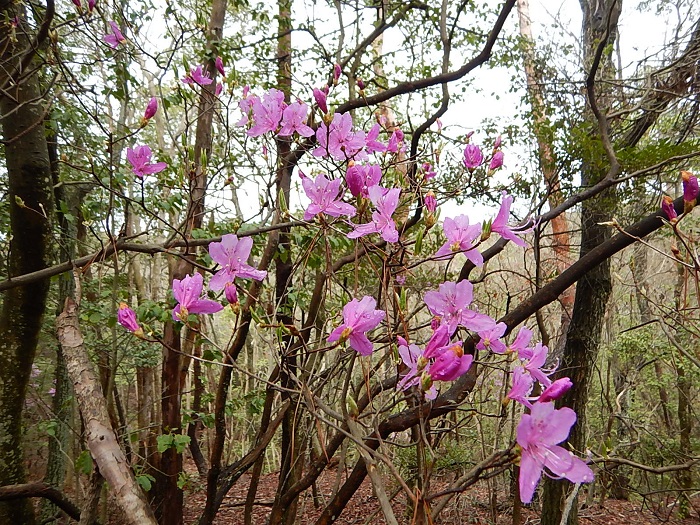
[0, 3, 55, 524]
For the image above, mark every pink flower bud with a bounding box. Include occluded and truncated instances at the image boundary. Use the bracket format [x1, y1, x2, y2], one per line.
[682, 171, 698, 203]
[463, 144, 484, 170]
[333, 63, 342, 85]
[538, 377, 573, 403]
[488, 150, 504, 171]
[118, 302, 143, 337]
[215, 56, 226, 77]
[430, 316, 441, 331]
[215, 82, 223, 96]
[72, 0, 81, 7]
[422, 163, 436, 180]
[493, 135, 502, 149]
[662, 195, 677, 221]
[224, 283, 238, 304]
[313, 88, 328, 114]
[424, 190, 437, 213]
[88, 0, 96, 11]
[357, 78, 366, 91]
[143, 97, 158, 121]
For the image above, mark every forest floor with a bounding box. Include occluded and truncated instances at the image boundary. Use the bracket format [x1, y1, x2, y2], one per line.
[183, 466, 700, 525]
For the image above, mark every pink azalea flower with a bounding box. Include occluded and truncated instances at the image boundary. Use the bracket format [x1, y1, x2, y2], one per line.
[327, 296, 385, 356]
[507, 366, 534, 406]
[424, 280, 495, 335]
[387, 129, 404, 153]
[333, 63, 342, 84]
[300, 172, 356, 221]
[172, 273, 223, 321]
[397, 340, 427, 391]
[428, 342, 473, 382]
[248, 88, 286, 137]
[208, 234, 267, 291]
[493, 135, 502, 149]
[463, 144, 484, 169]
[434, 215, 483, 267]
[117, 302, 143, 337]
[422, 163, 436, 180]
[491, 191, 532, 247]
[88, 0, 96, 11]
[72, 0, 81, 7]
[215, 82, 223, 96]
[103, 21, 126, 48]
[182, 65, 213, 87]
[682, 171, 698, 203]
[517, 402, 594, 503]
[347, 186, 400, 243]
[346, 163, 382, 198]
[278, 101, 314, 137]
[520, 342, 554, 387]
[662, 195, 677, 221]
[236, 92, 258, 127]
[507, 326, 533, 354]
[365, 123, 387, 154]
[489, 150, 504, 171]
[126, 145, 167, 178]
[313, 88, 328, 114]
[476, 322, 507, 354]
[215, 56, 226, 77]
[313, 112, 366, 160]
[143, 97, 158, 121]
[538, 377, 573, 403]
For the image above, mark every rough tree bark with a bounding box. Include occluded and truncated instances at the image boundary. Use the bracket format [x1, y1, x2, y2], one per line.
[540, 1, 621, 523]
[154, 1, 227, 522]
[0, 2, 55, 524]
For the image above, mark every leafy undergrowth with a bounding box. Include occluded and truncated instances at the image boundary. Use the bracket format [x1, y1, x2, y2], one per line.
[183, 465, 700, 525]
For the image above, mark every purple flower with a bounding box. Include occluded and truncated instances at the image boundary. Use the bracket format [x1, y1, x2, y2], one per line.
[428, 342, 473, 382]
[508, 366, 534, 406]
[313, 112, 366, 160]
[278, 101, 314, 137]
[424, 280, 495, 335]
[236, 92, 258, 127]
[72, 0, 81, 7]
[118, 302, 143, 337]
[489, 151, 504, 171]
[347, 186, 400, 243]
[172, 273, 223, 321]
[493, 135, 502, 149]
[346, 163, 382, 198]
[520, 342, 553, 388]
[491, 192, 531, 247]
[356, 78, 366, 91]
[662, 195, 678, 221]
[424, 190, 437, 214]
[224, 283, 238, 305]
[126, 145, 167, 178]
[182, 65, 213, 87]
[682, 171, 698, 202]
[517, 402, 594, 503]
[365, 123, 387, 154]
[88, 0, 96, 11]
[208, 234, 267, 291]
[333, 63, 342, 84]
[143, 97, 158, 122]
[103, 21, 126, 48]
[248, 88, 286, 137]
[539, 377, 573, 403]
[313, 88, 328, 114]
[434, 215, 483, 267]
[476, 322, 507, 354]
[507, 326, 533, 354]
[463, 144, 484, 170]
[397, 340, 427, 391]
[327, 296, 385, 356]
[215, 56, 226, 77]
[387, 129, 404, 153]
[300, 172, 356, 221]
[422, 163, 436, 180]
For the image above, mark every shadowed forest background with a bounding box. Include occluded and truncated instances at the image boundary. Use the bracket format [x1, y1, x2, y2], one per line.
[0, 0, 698, 524]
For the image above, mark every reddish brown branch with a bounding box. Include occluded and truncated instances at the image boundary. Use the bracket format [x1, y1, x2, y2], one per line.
[0, 482, 80, 521]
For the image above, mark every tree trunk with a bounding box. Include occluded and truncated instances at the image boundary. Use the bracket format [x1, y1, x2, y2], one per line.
[0, 3, 55, 524]
[540, 1, 621, 523]
[154, 1, 227, 522]
[57, 297, 157, 525]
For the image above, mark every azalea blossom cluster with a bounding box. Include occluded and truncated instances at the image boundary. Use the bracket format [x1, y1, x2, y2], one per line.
[114, 64, 592, 505]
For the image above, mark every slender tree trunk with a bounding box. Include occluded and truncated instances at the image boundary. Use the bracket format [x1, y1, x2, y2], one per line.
[154, 2, 227, 522]
[517, 0, 574, 351]
[540, 1, 621, 523]
[0, 3, 55, 524]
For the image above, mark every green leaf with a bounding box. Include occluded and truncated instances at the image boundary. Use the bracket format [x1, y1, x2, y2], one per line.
[76, 450, 93, 475]
[136, 473, 155, 492]
[156, 434, 173, 453]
